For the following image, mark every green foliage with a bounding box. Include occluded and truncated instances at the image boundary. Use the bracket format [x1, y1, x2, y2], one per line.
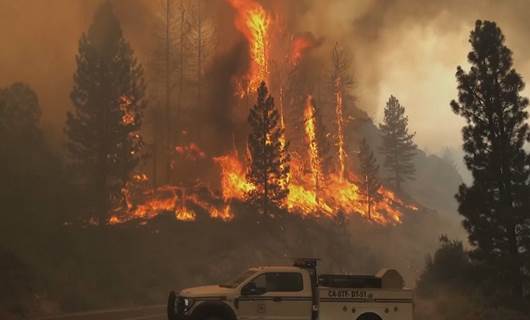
[246, 82, 290, 216]
[0, 83, 41, 144]
[415, 236, 530, 319]
[0, 83, 80, 317]
[417, 236, 474, 297]
[379, 95, 417, 191]
[66, 1, 147, 222]
[358, 138, 381, 220]
[450, 20, 530, 299]
[0, 83, 76, 228]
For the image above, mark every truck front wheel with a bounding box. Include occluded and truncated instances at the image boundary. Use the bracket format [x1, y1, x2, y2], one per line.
[167, 291, 177, 320]
[357, 312, 383, 320]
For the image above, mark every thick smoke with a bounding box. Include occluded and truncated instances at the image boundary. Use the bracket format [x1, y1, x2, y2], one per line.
[2, 0, 530, 152]
[288, 0, 530, 151]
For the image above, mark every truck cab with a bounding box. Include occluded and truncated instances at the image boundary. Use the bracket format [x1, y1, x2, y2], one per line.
[168, 259, 413, 320]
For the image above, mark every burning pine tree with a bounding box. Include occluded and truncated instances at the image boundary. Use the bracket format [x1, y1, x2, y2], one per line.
[246, 82, 290, 216]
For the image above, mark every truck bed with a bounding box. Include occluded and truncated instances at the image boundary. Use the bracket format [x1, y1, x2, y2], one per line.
[318, 286, 413, 320]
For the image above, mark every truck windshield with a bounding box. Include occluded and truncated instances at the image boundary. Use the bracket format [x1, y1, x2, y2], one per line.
[220, 270, 256, 288]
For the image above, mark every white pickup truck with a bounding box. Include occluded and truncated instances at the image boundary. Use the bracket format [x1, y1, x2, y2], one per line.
[167, 259, 413, 320]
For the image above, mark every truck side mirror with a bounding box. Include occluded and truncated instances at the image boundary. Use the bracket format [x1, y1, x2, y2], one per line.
[241, 282, 266, 296]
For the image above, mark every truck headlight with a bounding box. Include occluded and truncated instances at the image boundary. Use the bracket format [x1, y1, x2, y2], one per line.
[183, 297, 195, 312]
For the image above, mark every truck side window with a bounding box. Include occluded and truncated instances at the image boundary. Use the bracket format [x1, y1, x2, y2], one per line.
[265, 272, 303, 292]
[252, 274, 267, 291]
[248, 272, 304, 293]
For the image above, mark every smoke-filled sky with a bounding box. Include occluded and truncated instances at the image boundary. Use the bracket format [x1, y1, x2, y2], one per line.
[1, 0, 529, 154]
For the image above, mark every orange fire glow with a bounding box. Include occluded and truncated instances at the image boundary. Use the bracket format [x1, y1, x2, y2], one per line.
[290, 35, 314, 66]
[335, 78, 346, 181]
[109, 185, 196, 224]
[106, 3, 419, 227]
[213, 152, 254, 201]
[303, 96, 321, 195]
[227, 0, 270, 96]
[119, 96, 135, 125]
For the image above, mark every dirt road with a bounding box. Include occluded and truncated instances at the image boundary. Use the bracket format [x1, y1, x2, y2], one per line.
[34, 305, 166, 320]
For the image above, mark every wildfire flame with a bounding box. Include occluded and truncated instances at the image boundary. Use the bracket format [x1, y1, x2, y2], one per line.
[109, 185, 196, 224]
[110, 147, 417, 226]
[214, 151, 254, 201]
[335, 78, 346, 181]
[303, 96, 322, 196]
[227, 0, 270, 96]
[106, 3, 419, 227]
[290, 35, 314, 66]
[119, 96, 135, 126]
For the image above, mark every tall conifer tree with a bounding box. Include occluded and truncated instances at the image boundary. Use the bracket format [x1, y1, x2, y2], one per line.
[66, 1, 146, 223]
[451, 20, 530, 299]
[379, 95, 417, 191]
[247, 82, 290, 216]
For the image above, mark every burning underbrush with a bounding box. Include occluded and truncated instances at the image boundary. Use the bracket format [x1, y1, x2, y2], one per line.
[108, 147, 417, 226]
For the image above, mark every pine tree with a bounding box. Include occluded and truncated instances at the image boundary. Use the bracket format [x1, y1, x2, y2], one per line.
[66, 1, 146, 223]
[358, 138, 381, 220]
[247, 82, 290, 216]
[450, 20, 530, 299]
[379, 95, 417, 191]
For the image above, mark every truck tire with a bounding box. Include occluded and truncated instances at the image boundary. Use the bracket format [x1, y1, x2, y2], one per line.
[356, 312, 382, 320]
[191, 302, 235, 320]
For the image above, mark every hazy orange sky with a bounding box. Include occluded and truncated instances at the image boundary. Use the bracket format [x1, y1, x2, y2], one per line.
[1, 0, 529, 155]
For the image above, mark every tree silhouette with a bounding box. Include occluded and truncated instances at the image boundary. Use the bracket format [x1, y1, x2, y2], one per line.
[148, 0, 186, 185]
[451, 20, 530, 299]
[358, 138, 381, 220]
[246, 82, 290, 216]
[379, 95, 417, 191]
[66, 1, 146, 223]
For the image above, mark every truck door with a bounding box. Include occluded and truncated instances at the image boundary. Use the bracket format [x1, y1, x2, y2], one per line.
[238, 272, 312, 320]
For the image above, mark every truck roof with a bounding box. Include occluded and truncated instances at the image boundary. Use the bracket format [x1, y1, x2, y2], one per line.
[249, 265, 303, 273]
